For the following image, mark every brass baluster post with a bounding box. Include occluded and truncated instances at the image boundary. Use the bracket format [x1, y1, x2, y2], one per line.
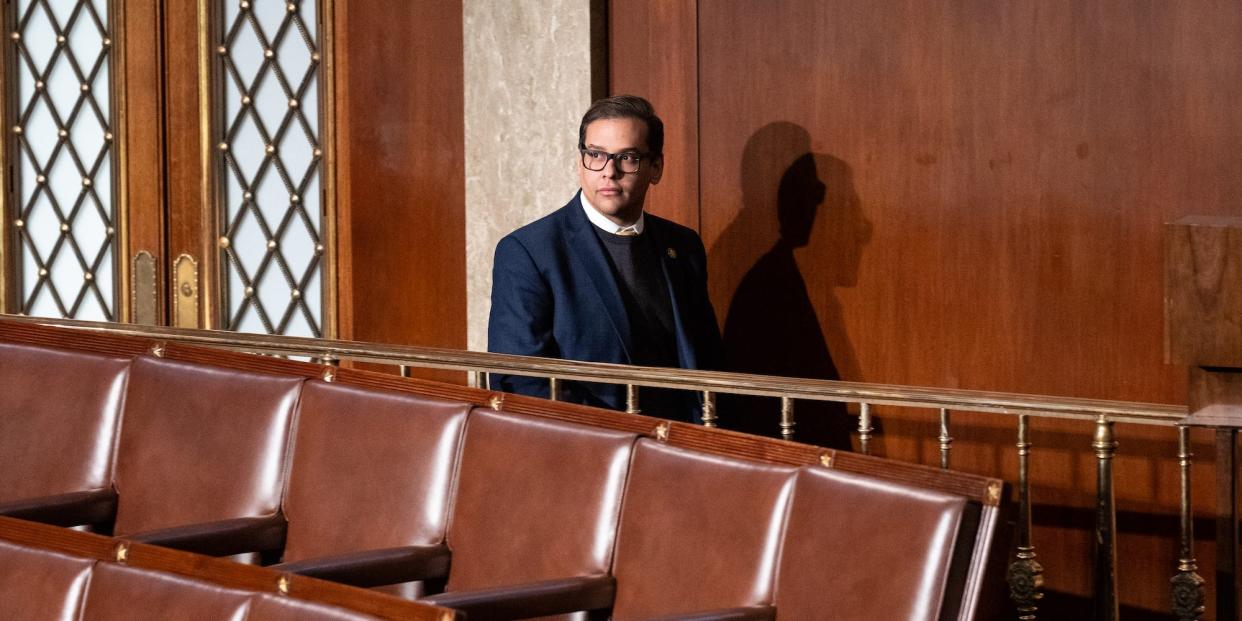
[1092, 415, 1119, 620]
[626, 384, 640, 414]
[1008, 414, 1043, 619]
[701, 391, 717, 427]
[469, 370, 486, 389]
[548, 377, 560, 401]
[939, 407, 953, 470]
[779, 397, 795, 440]
[858, 402, 874, 455]
[398, 364, 412, 378]
[1172, 425, 1205, 620]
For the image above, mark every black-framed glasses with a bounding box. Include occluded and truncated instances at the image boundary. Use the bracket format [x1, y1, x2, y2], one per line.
[580, 147, 649, 174]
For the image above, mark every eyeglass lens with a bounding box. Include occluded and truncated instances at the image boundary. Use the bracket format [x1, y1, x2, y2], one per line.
[582, 150, 642, 173]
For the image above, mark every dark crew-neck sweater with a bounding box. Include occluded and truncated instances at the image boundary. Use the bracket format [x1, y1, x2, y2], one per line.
[592, 227, 679, 370]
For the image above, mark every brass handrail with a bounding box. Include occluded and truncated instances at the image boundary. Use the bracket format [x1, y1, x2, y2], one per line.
[9, 314, 1186, 425]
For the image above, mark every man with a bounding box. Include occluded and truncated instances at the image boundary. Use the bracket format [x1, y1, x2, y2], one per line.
[487, 95, 723, 422]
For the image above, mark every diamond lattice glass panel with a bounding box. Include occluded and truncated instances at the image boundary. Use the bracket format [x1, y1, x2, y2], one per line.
[8, 0, 116, 320]
[217, 0, 323, 337]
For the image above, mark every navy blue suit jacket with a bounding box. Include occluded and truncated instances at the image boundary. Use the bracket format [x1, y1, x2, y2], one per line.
[487, 193, 724, 421]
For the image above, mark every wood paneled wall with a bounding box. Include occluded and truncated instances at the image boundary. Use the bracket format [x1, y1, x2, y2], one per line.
[612, 0, 1242, 615]
[334, 1, 466, 370]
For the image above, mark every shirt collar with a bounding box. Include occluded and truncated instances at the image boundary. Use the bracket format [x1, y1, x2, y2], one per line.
[580, 191, 645, 236]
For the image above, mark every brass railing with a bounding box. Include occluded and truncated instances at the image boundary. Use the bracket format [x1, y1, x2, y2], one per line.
[8, 314, 1201, 619]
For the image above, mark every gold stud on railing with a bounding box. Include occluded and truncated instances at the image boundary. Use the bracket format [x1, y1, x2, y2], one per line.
[149, 342, 166, 358]
[819, 452, 834, 468]
[858, 402, 874, 455]
[321, 368, 335, 382]
[114, 542, 129, 563]
[700, 390, 717, 428]
[986, 481, 1002, 505]
[779, 397, 796, 441]
[488, 394, 503, 410]
[277, 575, 290, 595]
[654, 422, 670, 442]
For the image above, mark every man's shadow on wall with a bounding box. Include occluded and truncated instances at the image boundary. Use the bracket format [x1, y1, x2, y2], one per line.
[712, 122, 871, 449]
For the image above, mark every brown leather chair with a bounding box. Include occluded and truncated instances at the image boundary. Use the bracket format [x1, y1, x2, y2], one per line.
[0, 343, 130, 527]
[83, 562, 255, 619]
[774, 467, 968, 621]
[275, 380, 471, 587]
[110, 355, 304, 556]
[608, 440, 797, 621]
[0, 539, 95, 620]
[420, 408, 638, 619]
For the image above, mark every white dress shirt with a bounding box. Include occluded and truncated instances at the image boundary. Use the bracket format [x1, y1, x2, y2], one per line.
[580, 191, 645, 236]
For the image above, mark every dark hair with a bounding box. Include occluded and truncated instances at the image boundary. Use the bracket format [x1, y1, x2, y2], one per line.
[578, 95, 664, 157]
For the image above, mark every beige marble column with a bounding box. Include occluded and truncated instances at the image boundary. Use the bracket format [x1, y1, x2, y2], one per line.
[463, 1, 602, 352]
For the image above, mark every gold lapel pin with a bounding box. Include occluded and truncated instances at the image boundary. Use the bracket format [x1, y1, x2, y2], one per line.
[666, 248, 677, 259]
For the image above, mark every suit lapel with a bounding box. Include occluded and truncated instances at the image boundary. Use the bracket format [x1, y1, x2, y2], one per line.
[564, 196, 633, 362]
[647, 218, 699, 370]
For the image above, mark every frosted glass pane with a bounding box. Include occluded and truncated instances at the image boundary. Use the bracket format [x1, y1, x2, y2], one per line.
[24, 193, 59, 260]
[218, 0, 324, 336]
[232, 210, 265, 277]
[11, 0, 116, 320]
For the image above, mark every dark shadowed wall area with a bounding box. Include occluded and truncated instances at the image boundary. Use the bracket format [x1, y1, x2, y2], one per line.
[613, 1, 1242, 615]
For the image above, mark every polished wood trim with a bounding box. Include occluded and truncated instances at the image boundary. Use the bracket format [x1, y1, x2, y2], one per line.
[196, 0, 217, 329]
[330, 0, 353, 338]
[319, 0, 338, 339]
[111, 0, 130, 323]
[117, 0, 167, 325]
[163, 0, 209, 328]
[0, 316, 153, 358]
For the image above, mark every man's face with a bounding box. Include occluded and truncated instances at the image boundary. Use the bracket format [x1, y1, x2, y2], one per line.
[578, 116, 663, 226]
